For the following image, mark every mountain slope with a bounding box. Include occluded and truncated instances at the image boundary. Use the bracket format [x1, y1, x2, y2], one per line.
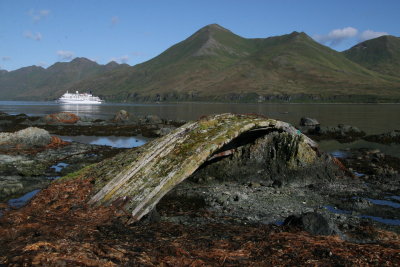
[0, 66, 46, 99]
[343, 35, 400, 78]
[72, 24, 400, 102]
[1, 25, 400, 102]
[0, 58, 128, 100]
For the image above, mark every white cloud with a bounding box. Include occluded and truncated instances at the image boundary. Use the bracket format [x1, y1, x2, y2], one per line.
[2, 56, 11, 61]
[28, 9, 50, 22]
[111, 16, 119, 26]
[57, 50, 74, 60]
[359, 30, 388, 42]
[314, 27, 358, 46]
[24, 31, 42, 41]
[111, 55, 129, 63]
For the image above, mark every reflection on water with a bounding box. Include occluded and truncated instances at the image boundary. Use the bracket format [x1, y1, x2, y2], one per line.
[59, 103, 101, 117]
[325, 205, 400, 226]
[51, 162, 69, 173]
[59, 135, 148, 148]
[8, 189, 41, 208]
[365, 198, 400, 209]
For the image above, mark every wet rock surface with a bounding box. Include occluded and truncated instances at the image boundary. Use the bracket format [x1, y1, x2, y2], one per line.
[364, 130, 400, 144]
[0, 128, 125, 202]
[302, 124, 366, 143]
[296, 117, 368, 143]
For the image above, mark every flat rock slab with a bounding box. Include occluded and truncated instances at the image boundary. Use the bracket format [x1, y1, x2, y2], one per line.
[89, 113, 318, 222]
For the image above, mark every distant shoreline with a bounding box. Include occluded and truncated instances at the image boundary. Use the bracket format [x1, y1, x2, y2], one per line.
[1, 100, 400, 105]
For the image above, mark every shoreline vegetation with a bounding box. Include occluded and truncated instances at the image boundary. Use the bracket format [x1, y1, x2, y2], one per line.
[5, 94, 400, 104]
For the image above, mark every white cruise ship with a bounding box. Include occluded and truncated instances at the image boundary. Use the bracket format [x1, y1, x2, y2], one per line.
[57, 91, 103, 104]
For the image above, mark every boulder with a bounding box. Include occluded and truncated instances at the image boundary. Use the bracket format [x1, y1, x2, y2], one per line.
[189, 129, 341, 187]
[309, 124, 365, 142]
[0, 127, 52, 149]
[300, 117, 319, 126]
[143, 115, 163, 124]
[43, 112, 80, 124]
[283, 212, 337, 236]
[113, 110, 131, 123]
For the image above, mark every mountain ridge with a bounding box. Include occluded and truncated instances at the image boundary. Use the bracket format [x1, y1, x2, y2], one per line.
[343, 35, 400, 77]
[1, 24, 400, 102]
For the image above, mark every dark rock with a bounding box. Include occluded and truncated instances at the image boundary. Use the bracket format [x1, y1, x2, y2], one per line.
[364, 130, 400, 144]
[284, 212, 337, 236]
[190, 130, 343, 186]
[310, 124, 365, 142]
[142, 207, 161, 223]
[300, 117, 319, 126]
[143, 115, 162, 124]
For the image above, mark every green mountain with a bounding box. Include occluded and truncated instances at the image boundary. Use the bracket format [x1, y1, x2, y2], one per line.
[71, 24, 400, 102]
[343, 35, 400, 77]
[1, 24, 400, 102]
[0, 58, 128, 100]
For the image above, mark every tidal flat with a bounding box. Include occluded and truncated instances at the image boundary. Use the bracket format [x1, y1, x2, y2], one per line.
[0, 110, 399, 266]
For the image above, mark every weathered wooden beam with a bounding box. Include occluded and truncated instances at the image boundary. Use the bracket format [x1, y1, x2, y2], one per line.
[88, 113, 317, 222]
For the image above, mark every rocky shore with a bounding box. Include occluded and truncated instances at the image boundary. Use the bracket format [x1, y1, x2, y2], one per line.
[0, 112, 399, 266]
[0, 126, 124, 203]
[0, 111, 184, 138]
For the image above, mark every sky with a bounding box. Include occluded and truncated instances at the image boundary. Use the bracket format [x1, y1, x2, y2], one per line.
[1, 0, 399, 71]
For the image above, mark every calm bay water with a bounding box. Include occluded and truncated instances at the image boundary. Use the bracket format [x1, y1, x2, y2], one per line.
[1, 101, 400, 135]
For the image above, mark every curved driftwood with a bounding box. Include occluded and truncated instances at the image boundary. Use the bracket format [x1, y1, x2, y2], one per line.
[89, 113, 317, 222]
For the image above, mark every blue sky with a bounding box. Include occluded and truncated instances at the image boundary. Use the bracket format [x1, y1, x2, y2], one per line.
[1, 0, 399, 71]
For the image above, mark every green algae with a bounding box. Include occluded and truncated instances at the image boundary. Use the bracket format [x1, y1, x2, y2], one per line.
[55, 164, 96, 183]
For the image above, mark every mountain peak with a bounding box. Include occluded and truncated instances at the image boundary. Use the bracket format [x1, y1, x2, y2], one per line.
[194, 24, 231, 37]
[106, 61, 119, 67]
[287, 31, 312, 41]
[204, 23, 230, 31]
[71, 57, 97, 64]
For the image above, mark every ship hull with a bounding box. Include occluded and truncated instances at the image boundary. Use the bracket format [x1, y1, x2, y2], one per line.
[57, 91, 104, 104]
[57, 99, 103, 104]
